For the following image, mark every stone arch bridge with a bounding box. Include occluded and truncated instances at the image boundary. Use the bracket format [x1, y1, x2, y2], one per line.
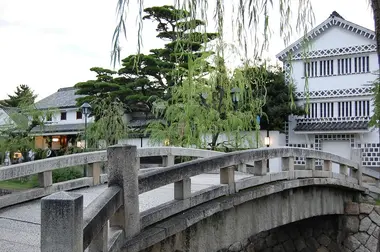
[1, 146, 380, 252]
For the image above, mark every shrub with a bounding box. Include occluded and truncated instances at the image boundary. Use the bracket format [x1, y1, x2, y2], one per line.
[52, 166, 84, 183]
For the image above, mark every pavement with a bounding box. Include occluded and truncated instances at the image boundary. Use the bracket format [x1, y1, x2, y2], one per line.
[0, 173, 251, 252]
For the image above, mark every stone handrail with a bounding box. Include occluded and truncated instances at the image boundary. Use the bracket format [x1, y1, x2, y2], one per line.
[83, 186, 122, 249]
[138, 147, 360, 194]
[0, 147, 223, 182]
[39, 145, 377, 252]
[0, 147, 223, 209]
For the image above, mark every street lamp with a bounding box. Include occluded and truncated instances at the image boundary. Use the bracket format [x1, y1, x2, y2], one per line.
[264, 136, 270, 147]
[230, 87, 240, 110]
[265, 131, 270, 172]
[81, 102, 92, 149]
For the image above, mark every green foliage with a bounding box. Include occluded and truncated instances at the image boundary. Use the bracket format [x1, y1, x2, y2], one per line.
[76, 5, 217, 114]
[146, 57, 265, 150]
[111, 1, 317, 118]
[0, 104, 58, 159]
[0, 84, 37, 108]
[241, 65, 305, 132]
[74, 67, 120, 109]
[369, 74, 380, 129]
[85, 96, 129, 147]
[0, 175, 39, 190]
[52, 167, 83, 183]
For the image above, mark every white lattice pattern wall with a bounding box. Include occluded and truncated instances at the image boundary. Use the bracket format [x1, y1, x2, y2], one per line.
[286, 143, 314, 165]
[358, 143, 380, 167]
[289, 44, 376, 61]
[295, 87, 372, 99]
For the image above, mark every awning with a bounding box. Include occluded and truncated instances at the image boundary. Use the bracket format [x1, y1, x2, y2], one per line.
[294, 121, 369, 134]
[30, 123, 86, 136]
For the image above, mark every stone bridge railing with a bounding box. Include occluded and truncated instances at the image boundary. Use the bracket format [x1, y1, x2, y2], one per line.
[0, 147, 223, 209]
[37, 145, 380, 252]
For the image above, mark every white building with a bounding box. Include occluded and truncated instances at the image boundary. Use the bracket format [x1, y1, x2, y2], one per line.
[31, 87, 94, 150]
[276, 11, 378, 169]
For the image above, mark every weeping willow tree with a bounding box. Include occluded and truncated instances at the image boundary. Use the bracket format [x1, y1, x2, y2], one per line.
[370, 0, 380, 136]
[146, 56, 267, 149]
[0, 105, 57, 163]
[112, 1, 316, 148]
[85, 96, 129, 148]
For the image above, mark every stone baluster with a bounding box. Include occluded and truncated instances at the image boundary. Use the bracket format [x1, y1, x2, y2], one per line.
[350, 148, 363, 186]
[281, 157, 294, 171]
[220, 166, 235, 194]
[107, 144, 140, 239]
[40, 191, 84, 252]
[88, 221, 108, 252]
[87, 162, 102, 185]
[174, 178, 191, 200]
[38, 170, 53, 188]
[339, 164, 349, 176]
[162, 154, 175, 167]
[305, 158, 315, 170]
[237, 163, 247, 173]
[323, 160, 332, 172]
[282, 157, 294, 179]
[253, 160, 267, 176]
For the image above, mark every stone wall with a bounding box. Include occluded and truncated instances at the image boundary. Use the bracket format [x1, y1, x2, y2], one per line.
[220, 202, 380, 252]
[341, 202, 380, 252]
[222, 215, 342, 252]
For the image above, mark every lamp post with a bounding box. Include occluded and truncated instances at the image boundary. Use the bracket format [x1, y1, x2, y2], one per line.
[377, 120, 380, 169]
[256, 115, 261, 148]
[80, 102, 91, 150]
[230, 87, 240, 111]
[264, 130, 270, 172]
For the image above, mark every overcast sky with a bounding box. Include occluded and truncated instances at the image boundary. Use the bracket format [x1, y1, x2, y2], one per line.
[0, 0, 375, 101]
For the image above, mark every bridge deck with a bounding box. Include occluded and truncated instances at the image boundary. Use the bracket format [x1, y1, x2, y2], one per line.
[0, 173, 250, 252]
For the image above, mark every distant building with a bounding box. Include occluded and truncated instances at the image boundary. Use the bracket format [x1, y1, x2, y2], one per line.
[0, 106, 26, 130]
[30, 87, 94, 150]
[277, 11, 378, 169]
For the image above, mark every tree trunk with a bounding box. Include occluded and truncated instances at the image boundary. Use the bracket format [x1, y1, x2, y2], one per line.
[371, 0, 380, 67]
[210, 132, 220, 150]
[371, 0, 380, 133]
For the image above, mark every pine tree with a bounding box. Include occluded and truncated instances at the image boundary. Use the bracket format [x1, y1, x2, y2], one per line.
[0, 84, 37, 108]
[76, 5, 218, 113]
[116, 5, 217, 111]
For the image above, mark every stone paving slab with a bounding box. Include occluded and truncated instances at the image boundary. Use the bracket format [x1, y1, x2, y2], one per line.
[0, 173, 250, 252]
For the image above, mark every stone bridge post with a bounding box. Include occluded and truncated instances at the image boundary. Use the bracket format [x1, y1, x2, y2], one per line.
[107, 144, 141, 239]
[351, 148, 363, 186]
[40, 191, 84, 252]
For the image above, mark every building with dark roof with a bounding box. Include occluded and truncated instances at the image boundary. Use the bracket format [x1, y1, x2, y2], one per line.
[276, 11, 377, 169]
[31, 87, 93, 150]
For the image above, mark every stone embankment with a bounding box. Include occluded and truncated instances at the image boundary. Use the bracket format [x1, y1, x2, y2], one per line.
[222, 215, 341, 252]
[221, 202, 380, 252]
[342, 202, 380, 252]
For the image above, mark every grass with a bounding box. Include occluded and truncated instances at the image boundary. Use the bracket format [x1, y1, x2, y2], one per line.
[0, 166, 85, 191]
[0, 175, 39, 190]
[376, 200, 380, 205]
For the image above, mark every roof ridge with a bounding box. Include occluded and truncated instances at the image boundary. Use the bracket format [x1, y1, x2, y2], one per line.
[329, 11, 344, 20]
[276, 12, 375, 60]
[57, 87, 76, 92]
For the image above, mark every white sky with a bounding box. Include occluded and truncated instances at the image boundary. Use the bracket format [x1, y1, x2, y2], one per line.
[0, 0, 375, 101]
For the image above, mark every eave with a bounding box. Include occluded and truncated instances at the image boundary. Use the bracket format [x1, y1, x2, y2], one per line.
[276, 15, 376, 61]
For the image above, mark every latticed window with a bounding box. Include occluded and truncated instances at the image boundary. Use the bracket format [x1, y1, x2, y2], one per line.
[304, 59, 333, 77]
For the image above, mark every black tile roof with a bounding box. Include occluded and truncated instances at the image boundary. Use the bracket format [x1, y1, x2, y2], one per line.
[294, 121, 369, 132]
[34, 87, 85, 109]
[128, 118, 164, 128]
[30, 123, 86, 134]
